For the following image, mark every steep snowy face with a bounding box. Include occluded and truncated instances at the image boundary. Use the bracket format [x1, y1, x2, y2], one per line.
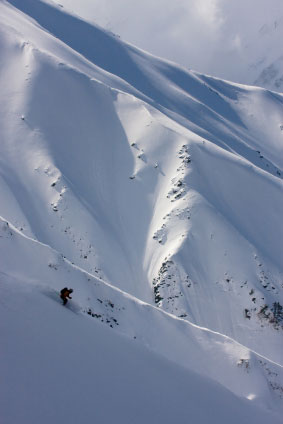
[1, 217, 283, 423]
[47, 0, 283, 92]
[1, 0, 283, 358]
[0, 1, 283, 419]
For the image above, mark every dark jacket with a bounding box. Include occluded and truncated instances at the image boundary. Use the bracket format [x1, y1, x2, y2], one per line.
[60, 287, 73, 300]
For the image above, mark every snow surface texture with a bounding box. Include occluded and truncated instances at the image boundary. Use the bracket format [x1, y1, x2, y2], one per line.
[1, 0, 283, 422]
[52, 0, 283, 92]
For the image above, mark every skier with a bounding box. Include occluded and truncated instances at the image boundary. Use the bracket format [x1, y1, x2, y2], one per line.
[60, 287, 73, 305]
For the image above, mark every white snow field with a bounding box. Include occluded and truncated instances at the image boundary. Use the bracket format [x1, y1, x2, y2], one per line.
[0, 0, 283, 422]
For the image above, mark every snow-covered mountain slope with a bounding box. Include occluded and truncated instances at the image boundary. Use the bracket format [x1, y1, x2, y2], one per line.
[2, 281, 282, 424]
[1, 217, 283, 422]
[1, 0, 283, 421]
[51, 0, 283, 92]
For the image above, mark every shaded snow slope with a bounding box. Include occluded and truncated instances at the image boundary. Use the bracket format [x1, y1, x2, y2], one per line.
[0, 0, 283, 420]
[2, 275, 282, 424]
[1, 217, 283, 419]
[48, 0, 283, 92]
